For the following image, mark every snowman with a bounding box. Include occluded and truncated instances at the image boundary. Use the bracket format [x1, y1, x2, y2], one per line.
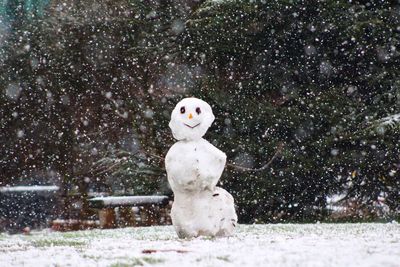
[165, 97, 237, 238]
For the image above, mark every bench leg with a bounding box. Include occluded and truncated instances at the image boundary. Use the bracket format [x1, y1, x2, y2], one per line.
[99, 208, 116, 228]
[139, 205, 161, 226]
[119, 207, 136, 227]
[159, 206, 172, 225]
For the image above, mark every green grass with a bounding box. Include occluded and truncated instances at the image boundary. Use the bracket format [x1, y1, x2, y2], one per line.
[58, 226, 176, 241]
[82, 254, 102, 260]
[109, 257, 165, 267]
[199, 235, 217, 241]
[216, 255, 231, 262]
[60, 230, 104, 239]
[31, 239, 87, 248]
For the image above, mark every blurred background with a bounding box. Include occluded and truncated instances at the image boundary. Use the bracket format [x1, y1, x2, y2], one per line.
[0, 0, 399, 232]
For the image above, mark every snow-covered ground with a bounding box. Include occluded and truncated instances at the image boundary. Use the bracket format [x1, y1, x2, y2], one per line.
[0, 223, 399, 267]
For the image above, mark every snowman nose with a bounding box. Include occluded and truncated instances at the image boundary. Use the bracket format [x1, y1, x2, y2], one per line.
[188, 113, 193, 119]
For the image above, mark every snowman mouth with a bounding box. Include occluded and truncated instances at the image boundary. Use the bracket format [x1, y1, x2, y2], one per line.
[184, 123, 200, 129]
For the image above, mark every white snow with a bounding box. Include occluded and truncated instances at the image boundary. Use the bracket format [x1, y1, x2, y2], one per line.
[89, 196, 168, 206]
[0, 224, 399, 267]
[378, 113, 400, 126]
[0, 185, 59, 193]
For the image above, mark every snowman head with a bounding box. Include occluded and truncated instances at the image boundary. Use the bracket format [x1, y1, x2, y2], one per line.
[169, 97, 215, 141]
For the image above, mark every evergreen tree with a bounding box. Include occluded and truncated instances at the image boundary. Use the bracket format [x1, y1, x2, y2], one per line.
[176, 0, 400, 222]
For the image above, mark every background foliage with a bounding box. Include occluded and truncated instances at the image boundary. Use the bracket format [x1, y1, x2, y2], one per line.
[0, 0, 399, 223]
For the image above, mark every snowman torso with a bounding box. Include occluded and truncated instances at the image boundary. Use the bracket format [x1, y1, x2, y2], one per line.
[165, 138, 226, 194]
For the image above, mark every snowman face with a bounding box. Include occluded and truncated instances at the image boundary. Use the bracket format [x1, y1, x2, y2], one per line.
[169, 97, 215, 141]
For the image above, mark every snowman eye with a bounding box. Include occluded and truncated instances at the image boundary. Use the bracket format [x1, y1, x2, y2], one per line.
[180, 106, 185, 114]
[195, 107, 201, 115]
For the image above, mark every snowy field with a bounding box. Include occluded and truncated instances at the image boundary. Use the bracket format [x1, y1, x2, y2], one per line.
[0, 223, 399, 267]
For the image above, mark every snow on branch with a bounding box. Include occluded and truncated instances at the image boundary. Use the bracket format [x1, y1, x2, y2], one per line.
[376, 113, 400, 127]
[365, 113, 400, 134]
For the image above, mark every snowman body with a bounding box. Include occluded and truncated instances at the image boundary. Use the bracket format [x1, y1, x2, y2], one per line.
[166, 98, 237, 238]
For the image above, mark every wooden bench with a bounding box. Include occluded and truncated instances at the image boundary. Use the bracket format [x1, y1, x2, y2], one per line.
[88, 196, 170, 228]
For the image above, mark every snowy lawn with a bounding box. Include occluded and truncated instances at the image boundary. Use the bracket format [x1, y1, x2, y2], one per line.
[0, 223, 399, 267]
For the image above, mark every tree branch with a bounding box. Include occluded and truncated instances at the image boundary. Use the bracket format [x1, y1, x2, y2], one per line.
[226, 142, 284, 172]
[91, 142, 284, 176]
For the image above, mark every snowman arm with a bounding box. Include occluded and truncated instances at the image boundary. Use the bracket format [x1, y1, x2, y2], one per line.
[202, 151, 226, 190]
